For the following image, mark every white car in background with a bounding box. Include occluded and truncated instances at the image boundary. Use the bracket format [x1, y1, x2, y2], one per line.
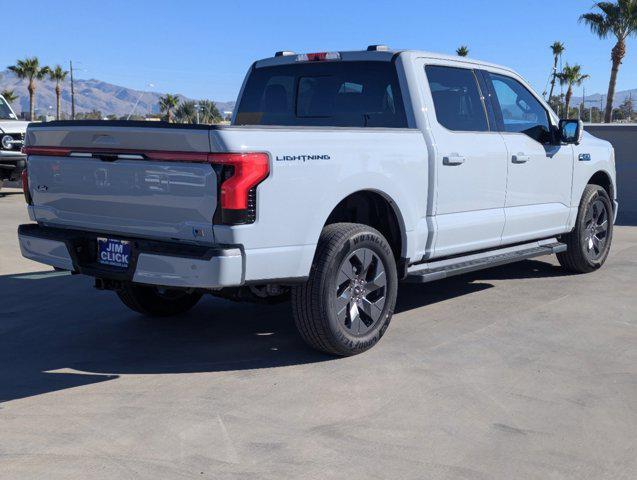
[0, 95, 28, 189]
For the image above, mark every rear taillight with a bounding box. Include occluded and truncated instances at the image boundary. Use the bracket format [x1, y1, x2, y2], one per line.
[209, 153, 269, 225]
[21, 168, 32, 205]
[22, 146, 72, 157]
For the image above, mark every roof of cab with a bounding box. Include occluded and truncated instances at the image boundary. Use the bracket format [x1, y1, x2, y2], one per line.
[254, 48, 515, 74]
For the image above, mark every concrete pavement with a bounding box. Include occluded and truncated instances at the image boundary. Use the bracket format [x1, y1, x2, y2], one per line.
[1, 190, 635, 479]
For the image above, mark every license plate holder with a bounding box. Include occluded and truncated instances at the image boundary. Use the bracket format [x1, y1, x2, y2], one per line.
[97, 237, 131, 268]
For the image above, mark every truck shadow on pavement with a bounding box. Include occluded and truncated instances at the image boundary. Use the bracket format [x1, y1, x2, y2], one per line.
[0, 259, 568, 403]
[0, 191, 23, 198]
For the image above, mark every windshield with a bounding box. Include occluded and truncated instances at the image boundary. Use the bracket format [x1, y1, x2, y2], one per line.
[0, 97, 17, 120]
[235, 61, 408, 128]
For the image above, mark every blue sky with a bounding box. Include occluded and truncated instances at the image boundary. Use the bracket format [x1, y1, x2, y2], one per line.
[3, 0, 636, 102]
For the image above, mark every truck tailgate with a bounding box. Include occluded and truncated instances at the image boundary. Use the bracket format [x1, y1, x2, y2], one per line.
[25, 123, 217, 244]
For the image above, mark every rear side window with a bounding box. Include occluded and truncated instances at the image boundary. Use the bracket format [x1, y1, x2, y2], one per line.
[425, 65, 489, 132]
[235, 61, 407, 128]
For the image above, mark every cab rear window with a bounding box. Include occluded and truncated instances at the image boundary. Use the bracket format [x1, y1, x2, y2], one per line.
[235, 61, 408, 128]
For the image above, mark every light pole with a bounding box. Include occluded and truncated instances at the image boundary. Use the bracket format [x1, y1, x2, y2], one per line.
[69, 61, 87, 120]
[583, 99, 597, 123]
[69, 61, 75, 120]
[127, 83, 154, 120]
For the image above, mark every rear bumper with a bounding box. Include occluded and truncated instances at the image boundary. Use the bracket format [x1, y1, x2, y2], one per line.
[0, 153, 26, 181]
[18, 224, 244, 289]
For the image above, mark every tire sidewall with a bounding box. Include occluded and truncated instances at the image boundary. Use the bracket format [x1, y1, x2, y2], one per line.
[576, 187, 613, 268]
[322, 228, 398, 354]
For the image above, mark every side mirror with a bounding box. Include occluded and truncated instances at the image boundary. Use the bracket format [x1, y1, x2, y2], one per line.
[559, 119, 584, 144]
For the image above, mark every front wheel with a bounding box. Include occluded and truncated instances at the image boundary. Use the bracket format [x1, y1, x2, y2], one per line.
[557, 184, 613, 273]
[117, 282, 202, 317]
[291, 223, 398, 356]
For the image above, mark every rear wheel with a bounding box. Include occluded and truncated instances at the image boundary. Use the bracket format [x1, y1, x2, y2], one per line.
[117, 282, 202, 316]
[291, 223, 398, 356]
[557, 184, 613, 273]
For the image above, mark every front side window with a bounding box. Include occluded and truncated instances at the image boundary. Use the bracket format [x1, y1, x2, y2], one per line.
[235, 61, 407, 128]
[425, 65, 489, 132]
[486, 72, 551, 143]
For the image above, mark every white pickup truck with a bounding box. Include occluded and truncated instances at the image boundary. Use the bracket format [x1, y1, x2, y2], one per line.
[18, 46, 617, 355]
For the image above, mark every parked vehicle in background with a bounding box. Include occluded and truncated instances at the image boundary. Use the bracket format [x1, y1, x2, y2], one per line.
[0, 95, 27, 189]
[18, 47, 617, 355]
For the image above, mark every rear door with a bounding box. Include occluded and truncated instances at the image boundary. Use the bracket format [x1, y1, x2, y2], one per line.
[421, 62, 508, 257]
[481, 71, 573, 244]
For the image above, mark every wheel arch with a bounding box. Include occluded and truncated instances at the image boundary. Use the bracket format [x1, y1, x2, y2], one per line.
[323, 189, 408, 276]
[587, 170, 615, 203]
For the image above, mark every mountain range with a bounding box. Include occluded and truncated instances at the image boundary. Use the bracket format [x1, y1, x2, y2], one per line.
[571, 89, 636, 109]
[0, 68, 633, 118]
[0, 70, 236, 118]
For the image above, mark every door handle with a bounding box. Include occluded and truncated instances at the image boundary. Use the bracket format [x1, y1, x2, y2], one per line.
[443, 155, 466, 166]
[512, 153, 530, 163]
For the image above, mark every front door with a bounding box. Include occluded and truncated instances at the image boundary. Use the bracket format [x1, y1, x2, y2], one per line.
[482, 71, 573, 244]
[422, 63, 508, 258]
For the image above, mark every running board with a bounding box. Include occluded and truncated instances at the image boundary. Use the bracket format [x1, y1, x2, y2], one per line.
[405, 238, 567, 283]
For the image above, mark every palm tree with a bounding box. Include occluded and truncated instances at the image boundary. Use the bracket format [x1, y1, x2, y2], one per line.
[1, 89, 18, 106]
[557, 64, 590, 118]
[547, 41, 565, 101]
[198, 99, 221, 124]
[48, 65, 68, 120]
[580, 0, 637, 122]
[174, 100, 196, 123]
[7, 57, 50, 121]
[159, 94, 179, 123]
[456, 46, 469, 57]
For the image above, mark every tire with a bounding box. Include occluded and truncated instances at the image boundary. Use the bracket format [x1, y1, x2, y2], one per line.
[117, 282, 203, 317]
[291, 223, 398, 356]
[557, 184, 613, 273]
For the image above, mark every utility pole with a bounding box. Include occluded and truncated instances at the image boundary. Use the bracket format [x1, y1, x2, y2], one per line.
[581, 87, 585, 121]
[70, 60, 75, 120]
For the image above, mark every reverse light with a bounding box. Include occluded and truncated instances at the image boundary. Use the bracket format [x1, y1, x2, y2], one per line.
[296, 52, 341, 62]
[209, 153, 270, 225]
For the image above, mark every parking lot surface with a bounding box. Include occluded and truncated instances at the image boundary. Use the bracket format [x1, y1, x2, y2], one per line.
[1, 189, 636, 480]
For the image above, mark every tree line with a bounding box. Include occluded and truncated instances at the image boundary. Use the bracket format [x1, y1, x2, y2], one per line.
[3, 59, 223, 124]
[157, 94, 222, 124]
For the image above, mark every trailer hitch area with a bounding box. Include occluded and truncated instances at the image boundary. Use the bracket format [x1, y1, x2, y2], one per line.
[94, 277, 124, 291]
